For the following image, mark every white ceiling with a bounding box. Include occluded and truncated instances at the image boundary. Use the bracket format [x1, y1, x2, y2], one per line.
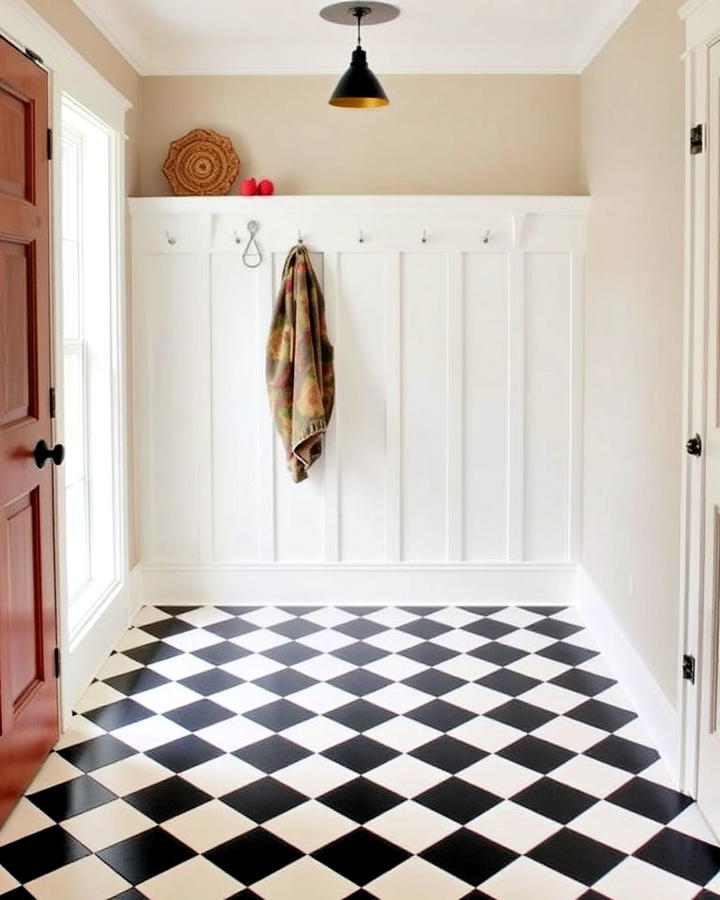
[72, 0, 641, 76]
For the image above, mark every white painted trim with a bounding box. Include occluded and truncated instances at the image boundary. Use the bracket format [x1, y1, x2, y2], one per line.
[576, 567, 680, 783]
[70, 0, 145, 74]
[1, 0, 132, 122]
[384, 253, 402, 563]
[137, 561, 577, 606]
[507, 251, 525, 560]
[446, 252, 464, 562]
[129, 196, 591, 217]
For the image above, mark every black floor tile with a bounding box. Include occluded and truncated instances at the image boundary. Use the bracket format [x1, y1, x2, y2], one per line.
[469, 642, 528, 666]
[326, 700, 395, 732]
[537, 641, 599, 666]
[526, 618, 583, 640]
[270, 618, 323, 639]
[584, 735, 659, 774]
[550, 669, 616, 697]
[498, 735, 575, 774]
[140, 619, 194, 640]
[399, 619, 452, 639]
[123, 642, 182, 666]
[464, 619, 516, 639]
[27, 775, 116, 822]
[566, 699, 637, 732]
[0, 826, 90, 883]
[421, 828, 518, 885]
[406, 699, 475, 732]
[83, 699, 154, 731]
[57, 734, 135, 772]
[123, 776, 212, 822]
[205, 618, 258, 639]
[529, 828, 625, 885]
[402, 669, 465, 697]
[164, 700, 236, 731]
[313, 827, 410, 885]
[253, 669, 317, 697]
[145, 735, 223, 772]
[244, 699, 315, 731]
[322, 735, 398, 773]
[333, 642, 388, 666]
[635, 828, 720, 885]
[606, 777, 694, 824]
[193, 641, 250, 665]
[221, 777, 305, 822]
[486, 699, 556, 733]
[318, 777, 404, 823]
[103, 668, 169, 696]
[399, 642, 458, 666]
[335, 619, 386, 639]
[207, 827, 303, 885]
[477, 669, 541, 697]
[264, 642, 319, 665]
[410, 736, 487, 773]
[329, 669, 392, 697]
[512, 777, 597, 824]
[98, 827, 194, 884]
[234, 735, 311, 773]
[178, 669, 243, 696]
[416, 777, 502, 823]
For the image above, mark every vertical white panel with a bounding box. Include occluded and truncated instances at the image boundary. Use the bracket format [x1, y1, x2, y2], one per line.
[401, 253, 448, 561]
[446, 253, 464, 562]
[337, 252, 386, 562]
[272, 251, 326, 562]
[524, 252, 572, 560]
[256, 257, 276, 561]
[384, 254, 401, 562]
[137, 253, 211, 561]
[464, 253, 510, 560]
[211, 254, 259, 561]
[323, 253, 340, 562]
[507, 251, 525, 560]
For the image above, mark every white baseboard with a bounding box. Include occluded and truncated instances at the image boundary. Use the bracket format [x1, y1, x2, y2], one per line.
[576, 566, 680, 783]
[63, 565, 144, 719]
[137, 562, 577, 607]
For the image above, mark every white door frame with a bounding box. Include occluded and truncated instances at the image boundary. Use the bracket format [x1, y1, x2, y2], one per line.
[678, 0, 720, 799]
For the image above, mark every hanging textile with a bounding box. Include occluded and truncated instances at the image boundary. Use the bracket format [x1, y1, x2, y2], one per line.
[266, 244, 335, 483]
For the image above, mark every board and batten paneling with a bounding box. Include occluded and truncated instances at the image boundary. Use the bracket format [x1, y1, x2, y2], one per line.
[130, 196, 588, 604]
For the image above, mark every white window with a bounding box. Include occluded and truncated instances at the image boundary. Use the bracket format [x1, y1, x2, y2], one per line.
[61, 95, 123, 635]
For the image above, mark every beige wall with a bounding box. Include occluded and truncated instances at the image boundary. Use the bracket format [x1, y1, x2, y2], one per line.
[140, 74, 583, 197]
[580, 0, 684, 705]
[23, 0, 142, 193]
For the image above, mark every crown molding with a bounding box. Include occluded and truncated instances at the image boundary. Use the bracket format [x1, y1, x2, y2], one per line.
[575, 0, 641, 71]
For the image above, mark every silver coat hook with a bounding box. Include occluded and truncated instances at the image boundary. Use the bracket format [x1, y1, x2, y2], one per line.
[165, 230, 177, 246]
[242, 220, 262, 268]
[421, 229, 427, 244]
[233, 230, 242, 244]
[297, 229, 303, 244]
[358, 229, 365, 244]
[482, 229, 490, 244]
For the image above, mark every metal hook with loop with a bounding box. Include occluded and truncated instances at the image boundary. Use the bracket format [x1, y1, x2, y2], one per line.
[242, 220, 263, 268]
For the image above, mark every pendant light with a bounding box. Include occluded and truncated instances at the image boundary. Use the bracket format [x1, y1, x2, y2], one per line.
[320, 3, 400, 108]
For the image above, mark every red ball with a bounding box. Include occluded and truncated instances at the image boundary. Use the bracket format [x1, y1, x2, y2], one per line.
[240, 177, 257, 195]
[258, 179, 275, 196]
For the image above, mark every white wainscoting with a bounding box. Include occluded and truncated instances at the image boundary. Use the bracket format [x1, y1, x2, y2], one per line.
[130, 196, 588, 604]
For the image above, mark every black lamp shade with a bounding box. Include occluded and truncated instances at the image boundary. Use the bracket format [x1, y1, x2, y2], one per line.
[329, 46, 389, 108]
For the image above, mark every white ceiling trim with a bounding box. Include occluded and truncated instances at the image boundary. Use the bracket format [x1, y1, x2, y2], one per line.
[71, 0, 642, 78]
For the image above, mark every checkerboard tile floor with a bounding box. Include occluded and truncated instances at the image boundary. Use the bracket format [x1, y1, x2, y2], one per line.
[1, 604, 719, 899]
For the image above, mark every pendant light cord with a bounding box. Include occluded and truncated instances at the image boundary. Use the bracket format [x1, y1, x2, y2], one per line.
[352, 6, 369, 46]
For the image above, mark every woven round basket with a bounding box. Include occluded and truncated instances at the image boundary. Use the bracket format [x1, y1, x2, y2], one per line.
[162, 128, 241, 196]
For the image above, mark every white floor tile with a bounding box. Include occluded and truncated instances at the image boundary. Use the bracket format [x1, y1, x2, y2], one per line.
[367, 856, 469, 900]
[240, 607, 295, 627]
[520, 682, 588, 714]
[132, 682, 203, 714]
[138, 855, 242, 900]
[0, 797, 54, 847]
[292, 654, 355, 682]
[90, 754, 172, 795]
[0, 864, 19, 894]
[114, 627, 157, 652]
[426, 607, 480, 628]
[491, 607, 544, 628]
[175, 607, 233, 628]
[365, 608, 419, 628]
[483, 857, 585, 900]
[366, 800, 458, 853]
[532, 715, 608, 753]
[162, 799, 254, 853]
[209, 683, 278, 714]
[460, 755, 542, 798]
[570, 800, 664, 854]
[467, 801, 561, 854]
[288, 683, 356, 714]
[263, 800, 356, 853]
[430, 630, 487, 652]
[281, 716, 357, 752]
[196, 715, 273, 752]
[95, 653, 143, 681]
[368, 756, 447, 797]
[506, 654, 569, 682]
[147, 653, 213, 680]
[273, 756, 355, 797]
[133, 606, 171, 627]
[61, 798, 154, 851]
[365, 630, 423, 652]
[53, 715, 106, 750]
[26, 754, 83, 793]
[497, 630, 556, 652]
[667, 803, 720, 844]
[593, 855, 699, 900]
[302, 607, 356, 628]
[552, 754, 633, 798]
[25, 855, 131, 900]
[366, 683, 433, 714]
[182, 754, 263, 797]
[164, 628, 224, 652]
[220, 654, 284, 681]
[253, 856, 355, 900]
[364, 654, 427, 682]
[74, 681, 125, 713]
[365, 716, 441, 752]
[297, 630, 355, 653]
[442, 683, 509, 715]
[449, 717, 525, 752]
[434, 655, 495, 682]
[111, 714, 190, 752]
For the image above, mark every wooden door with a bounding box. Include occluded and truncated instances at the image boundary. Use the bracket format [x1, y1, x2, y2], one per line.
[698, 40, 720, 836]
[0, 36, 59, 826]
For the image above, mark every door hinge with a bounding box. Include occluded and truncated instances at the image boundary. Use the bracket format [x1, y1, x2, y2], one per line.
[47, 127, 53, 161]
[53, 647, 61, 679]
[691, 124, 704, 155]
[686, 433, 702, 457]
[24, 46, 44, 66]
[49, 386, 56, 419]
[682, 653, 695, 683]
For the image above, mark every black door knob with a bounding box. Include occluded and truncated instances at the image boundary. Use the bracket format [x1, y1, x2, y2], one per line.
[34, 440, 65, 469]
[686, 433, 702, 457]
